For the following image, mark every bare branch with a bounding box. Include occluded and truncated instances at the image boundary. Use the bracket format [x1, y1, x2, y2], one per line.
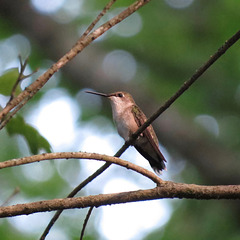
[80, 0, 117, 39]
[0, 183, 239, 218]
[8, 56, 38, 104]
[9, 56, 28, 102]
[0, 152, 162, 185]
[80, 206, 94, 240]
[0, 0, 152, 124]
[1, 187, 20, 207]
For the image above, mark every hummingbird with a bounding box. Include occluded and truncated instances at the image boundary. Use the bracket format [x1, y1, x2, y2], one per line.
[85, 90, 167, 174]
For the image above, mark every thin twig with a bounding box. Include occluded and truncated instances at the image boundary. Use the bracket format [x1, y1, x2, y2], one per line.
[80, 207, 94, 240]
[0, 0, 151, 125]
[79, 0, 117, 39]
[9, 56, 28, 102]
[0, 56, 38, 128]
[1, 187, 20, 206]
[8, 56, 38, 104]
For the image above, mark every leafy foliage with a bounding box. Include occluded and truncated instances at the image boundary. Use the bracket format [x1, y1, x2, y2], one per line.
[6, 115, 51, 154]
[0, 68, 20, 96]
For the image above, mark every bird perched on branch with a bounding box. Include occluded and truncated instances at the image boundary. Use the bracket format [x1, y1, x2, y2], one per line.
[86, 90, 167, 174]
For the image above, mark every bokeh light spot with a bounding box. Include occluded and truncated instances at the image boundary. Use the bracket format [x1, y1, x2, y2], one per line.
[31, 0, 65, 14]
[195, 114, 219, 137]
[102, 50, 137, 82]
[165, 0, 194, 9]
[100, 178, 171, 240]
[0, 34, 31, 73]
[112, 11, 142, 37]
[53, 0, 83, 23]
[27, 89, 80, 151]
[20, 162, 54, 182]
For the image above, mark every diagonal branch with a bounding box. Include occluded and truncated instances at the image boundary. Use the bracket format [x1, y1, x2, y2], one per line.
[79, 0, 117, 39]
[0, 0, 152, 125]
[128, 29, 240, 145]
[80, 206, 94, 240]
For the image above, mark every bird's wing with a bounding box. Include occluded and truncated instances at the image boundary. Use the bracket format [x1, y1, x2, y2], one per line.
[131, 105, 166, 162]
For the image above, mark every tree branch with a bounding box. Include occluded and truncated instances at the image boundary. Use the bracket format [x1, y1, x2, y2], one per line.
[0, 182, 239, 218]
[0, 152, 162, 185]
[79, 0, 117, 39]
[0, 0, 152, 124]
[80, 206, 94, 240]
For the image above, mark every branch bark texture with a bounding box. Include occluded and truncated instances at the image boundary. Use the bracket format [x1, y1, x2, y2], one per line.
[0, 182, 239, 218]
[0, 152, 162, 185]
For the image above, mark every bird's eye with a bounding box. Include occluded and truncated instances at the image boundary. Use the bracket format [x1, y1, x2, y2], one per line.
[117, 93, 123, 97]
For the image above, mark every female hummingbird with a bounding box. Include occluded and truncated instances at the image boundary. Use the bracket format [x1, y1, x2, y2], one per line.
[86, 90, 167, 174]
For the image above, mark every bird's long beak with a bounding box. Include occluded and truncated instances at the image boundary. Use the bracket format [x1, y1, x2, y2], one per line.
[85, 90, 109, 97]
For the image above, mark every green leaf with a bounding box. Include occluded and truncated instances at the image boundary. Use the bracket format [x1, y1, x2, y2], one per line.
[6, 115, 51, 155]
[0, 68, 21, 96]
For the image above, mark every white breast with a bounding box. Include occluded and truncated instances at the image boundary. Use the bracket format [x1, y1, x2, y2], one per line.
[110, 103, 138, 141]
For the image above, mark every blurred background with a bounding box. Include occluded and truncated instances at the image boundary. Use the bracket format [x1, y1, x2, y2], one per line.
[0, 0, 240, 239]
